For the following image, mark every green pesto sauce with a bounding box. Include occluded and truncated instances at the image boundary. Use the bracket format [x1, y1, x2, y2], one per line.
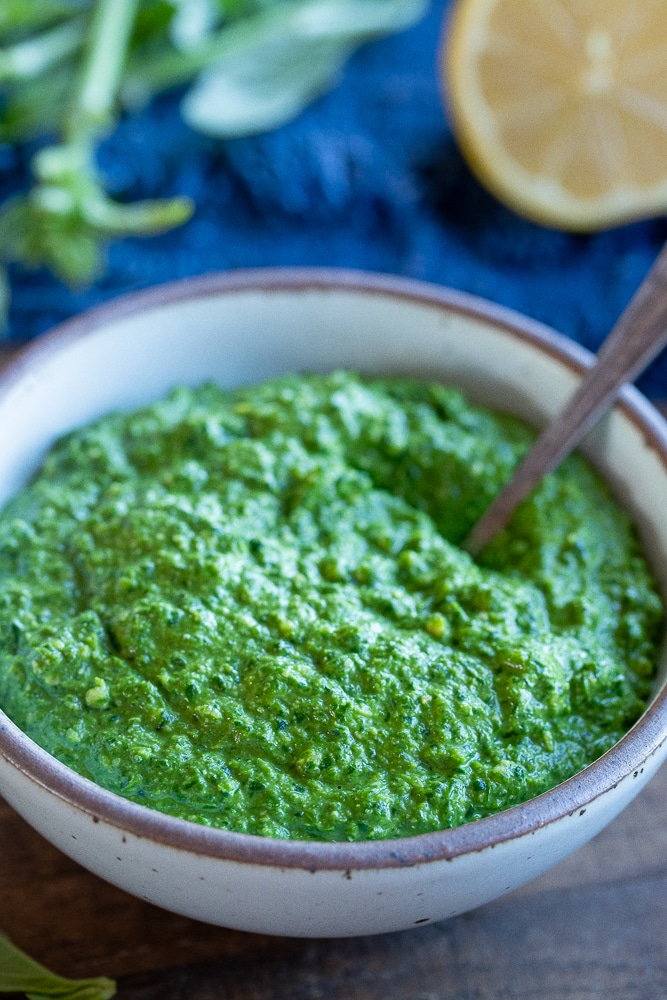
[0, 372, 662, 840]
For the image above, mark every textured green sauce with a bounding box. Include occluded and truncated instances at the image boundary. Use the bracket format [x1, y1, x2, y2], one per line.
[0, 372, 662, 840]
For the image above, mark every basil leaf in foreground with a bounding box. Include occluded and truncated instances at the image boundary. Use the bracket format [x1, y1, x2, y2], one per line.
[181, 0, 427, 137]
[0, 933, 116, 1000]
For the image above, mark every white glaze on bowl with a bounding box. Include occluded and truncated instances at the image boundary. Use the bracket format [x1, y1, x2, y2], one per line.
[0, 269, 666, 936]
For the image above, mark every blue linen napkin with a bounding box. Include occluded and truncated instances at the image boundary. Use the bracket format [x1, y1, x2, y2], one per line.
[2, 0, 666, 397]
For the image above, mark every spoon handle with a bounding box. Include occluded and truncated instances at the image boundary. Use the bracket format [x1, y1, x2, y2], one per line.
[464, 242, 667, 557]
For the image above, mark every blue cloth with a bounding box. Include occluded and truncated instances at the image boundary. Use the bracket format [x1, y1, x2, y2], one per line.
[3, 0, 667, 396]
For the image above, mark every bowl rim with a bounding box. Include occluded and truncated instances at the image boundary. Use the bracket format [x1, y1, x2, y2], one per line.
[1, 266, 666, 871]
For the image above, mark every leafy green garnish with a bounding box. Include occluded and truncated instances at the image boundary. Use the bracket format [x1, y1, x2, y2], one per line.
[0, 933, 116, 1000]
[0, 0, 195, 288]
[0, 0, 427, 309]
[180, 0, 427, 137]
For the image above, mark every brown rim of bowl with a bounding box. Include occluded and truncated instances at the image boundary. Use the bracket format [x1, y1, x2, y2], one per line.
[0, 266, 666, 872]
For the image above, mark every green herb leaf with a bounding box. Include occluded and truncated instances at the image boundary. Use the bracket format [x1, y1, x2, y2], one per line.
[0, 20, 83, 84]
[0, 67, 72, 143]
[169, 0, 221, 52]
[180, 0, 428, 137]
[0, 0, 428, 310]
[0, 1, 83, 41]
[0, 933, 116, 1000]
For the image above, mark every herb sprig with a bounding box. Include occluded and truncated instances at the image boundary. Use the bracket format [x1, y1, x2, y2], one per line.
[0, 932, 115, 1000]
[0, 0, 427, 324]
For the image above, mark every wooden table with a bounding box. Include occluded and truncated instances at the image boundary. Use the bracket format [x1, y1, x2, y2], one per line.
[1, 345, 666, 999]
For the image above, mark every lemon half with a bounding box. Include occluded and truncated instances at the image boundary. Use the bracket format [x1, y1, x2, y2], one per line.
[443, 0, 667, 231]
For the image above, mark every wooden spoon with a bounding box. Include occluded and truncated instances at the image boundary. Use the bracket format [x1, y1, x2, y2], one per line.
[464, 243, 667, 557]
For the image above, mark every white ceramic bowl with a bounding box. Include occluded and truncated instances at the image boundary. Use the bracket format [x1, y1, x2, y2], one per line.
[0, 269, 666, 938]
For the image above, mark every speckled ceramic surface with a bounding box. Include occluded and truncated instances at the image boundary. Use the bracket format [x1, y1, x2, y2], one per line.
[0, 270, 666, 937]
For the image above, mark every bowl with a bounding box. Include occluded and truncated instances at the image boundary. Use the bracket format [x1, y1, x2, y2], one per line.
[0, 268, 666, 938]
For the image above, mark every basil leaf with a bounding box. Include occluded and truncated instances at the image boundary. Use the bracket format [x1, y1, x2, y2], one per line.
[0, 67, 73, 143]
[180, 0, 428, 137]
[0, 933, 116, 1000]
[169, 0, 221, 51]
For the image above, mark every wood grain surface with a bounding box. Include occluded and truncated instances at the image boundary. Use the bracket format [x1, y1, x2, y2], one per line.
[2, 764, 667, 1000]
[1, 344, 666, 999]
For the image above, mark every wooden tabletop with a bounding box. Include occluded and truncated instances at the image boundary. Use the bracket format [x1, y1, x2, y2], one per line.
[1, 344, 666, 999]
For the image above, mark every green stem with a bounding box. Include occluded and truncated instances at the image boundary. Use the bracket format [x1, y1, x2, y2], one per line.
[123, 23, 242, 97]
[121, 0, 428, 102]
[0, 20, 83, 83]
[0, 0, 74, 38]
[83, 191, 194, 235]
[123, 2, 321, 99]
[66, 0, 139, 145]
[23, 0, 193, 253]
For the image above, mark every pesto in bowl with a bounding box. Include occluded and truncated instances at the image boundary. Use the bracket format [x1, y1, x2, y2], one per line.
[0, 371, 661, 841]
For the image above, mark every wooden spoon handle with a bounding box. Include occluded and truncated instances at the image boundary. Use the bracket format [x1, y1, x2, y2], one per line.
[464, 243, 667, 556]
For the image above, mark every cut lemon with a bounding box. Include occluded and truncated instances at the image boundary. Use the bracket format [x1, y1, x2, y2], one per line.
[442, 0, 667, 231]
